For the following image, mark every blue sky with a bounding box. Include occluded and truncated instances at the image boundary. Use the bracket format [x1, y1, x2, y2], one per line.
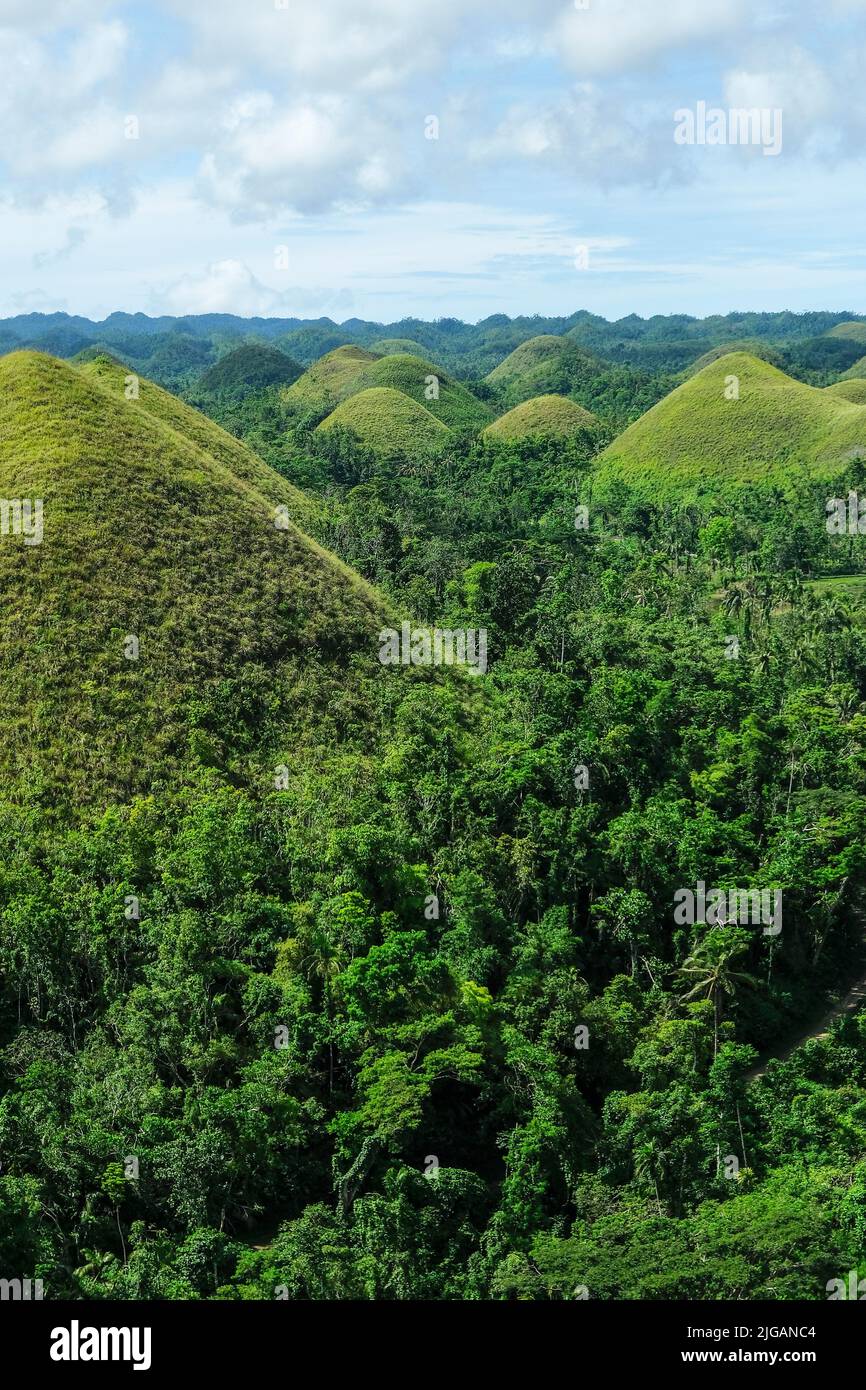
[2, 0, 866, 323]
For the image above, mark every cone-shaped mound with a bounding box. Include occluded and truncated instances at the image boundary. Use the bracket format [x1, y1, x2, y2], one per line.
[0, 351, 390, 804]
[826, 379, 866, 404]
[371, 337, 430, 356]
[78, 353, 318, 533]
[287, 347, 490, 432]
[485, 334, 602, 404]
[827, 321, 866, 344]
[483, 394, 598, 442]
[284, 345, 381, 417]
[593, 352, 866, 498]
[351, 354, 492, 433]
[316, 386, 451, 454]
[197, 343, 302, 395]
[683, 341, 785, 377]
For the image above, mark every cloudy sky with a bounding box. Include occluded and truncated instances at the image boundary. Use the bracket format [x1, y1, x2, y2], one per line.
[2, 0, 866, 323]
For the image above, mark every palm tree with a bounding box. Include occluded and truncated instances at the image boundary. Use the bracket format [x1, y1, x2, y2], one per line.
[634, 1141, 665, 1216]
[723, 586, 744, 624]
[301, 929, 342, 1093]
[677, 934, 759, 1057]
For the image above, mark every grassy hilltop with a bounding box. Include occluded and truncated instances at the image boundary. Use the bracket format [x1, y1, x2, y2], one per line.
[78, 353, 319, 532]
[4, 320, 866, 1306]
[593, 351, 866, 499]
[0, 351, 391, 804]
[288, 348, 492, 433]
[316, 385, 451, 454]
[483, 393, 598, 442]
[826, 379, 866, 405]
[283, 345, 381, 417]
[486, 334, 603, 404]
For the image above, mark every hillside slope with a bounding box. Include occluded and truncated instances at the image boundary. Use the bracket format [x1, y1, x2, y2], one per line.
[827, 321, 866, 344]
[0, 351, 391, 804]
[486, 334, 603, 405]
[350, 353, 492, 433]
[286, 346, 490, 432]
[593, 352, 866, 498]
[826, 379, 866, 405]
[78, 353, 319, 532]
[283, 345, 380, 416]
[316, 386, 451, 455]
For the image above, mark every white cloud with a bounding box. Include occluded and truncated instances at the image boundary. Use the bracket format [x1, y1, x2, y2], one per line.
[197, 96, 409, 216]
[0, 21, 129, 176]
[471, 86, 682, 186]
[0, 0, 113, 29]
[723, 45, 866, 158]
[551, 0, 753, 77]
[161, 0, 515, 90]
[159, 258, 353, 317]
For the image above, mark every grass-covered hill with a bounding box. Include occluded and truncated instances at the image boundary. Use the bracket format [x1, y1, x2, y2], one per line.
[197, 344, 303, 396]
[486, 334, 602, 404]
[349, 353, 492, 434]
[371, 337, 430, 356]
[6, 323, 866, 1309]
[0, 351, 393, 804]
[283, 345, 381, 418]
[826, 379, 866, 404]
[593, 352, 866, 499]
[842, 355, 866, 381]
[484, 332, 668, 426]
[316, 385, 451, 454]
[683, 341, 786, 376]
[286, 346, 490, 433]
[78, 354, 319, 534]
[827, 321, 866, 344]
[483, 393, 598, 442]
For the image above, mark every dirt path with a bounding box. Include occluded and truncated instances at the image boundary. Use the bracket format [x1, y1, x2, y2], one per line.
[747, 972, 866, 1082]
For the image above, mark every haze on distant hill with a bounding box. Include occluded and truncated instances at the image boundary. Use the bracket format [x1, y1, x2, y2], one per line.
[4, 308, 866, 386]
[197, 344, 303, 395]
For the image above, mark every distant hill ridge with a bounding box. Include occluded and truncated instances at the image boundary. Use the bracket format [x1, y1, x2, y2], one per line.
[4, 308, 865, 387]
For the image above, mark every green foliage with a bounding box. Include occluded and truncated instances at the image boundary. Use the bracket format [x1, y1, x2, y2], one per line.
[197, 344, 303, 396]
[3, 331, 866, 1305]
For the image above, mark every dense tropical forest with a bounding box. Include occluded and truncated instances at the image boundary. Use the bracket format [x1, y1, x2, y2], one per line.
[2, 310, 866, 1301]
